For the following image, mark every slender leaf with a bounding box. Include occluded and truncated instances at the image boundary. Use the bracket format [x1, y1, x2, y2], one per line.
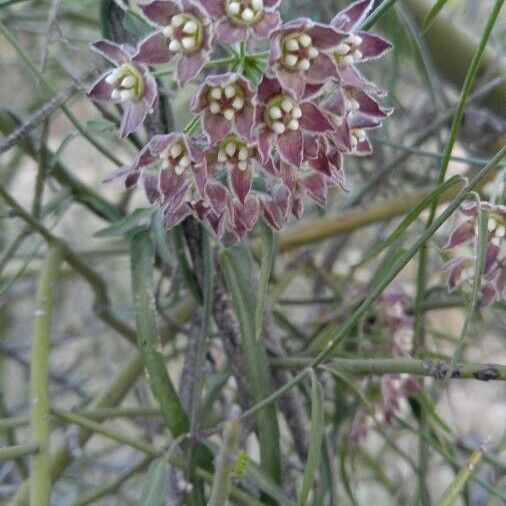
[422, 0, 451, 33]
[436, 448, 484, 506]
[96, 208, 154, 238]
[219, 245, 281, 486]
[298, 370, 325, 506]
[140, 459, 169, 506]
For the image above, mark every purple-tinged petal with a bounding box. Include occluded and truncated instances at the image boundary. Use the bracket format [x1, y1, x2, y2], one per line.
[278, 129, 303, 166]
[339, 65, 382, 95]
[91, 40, 130, 64]
[206, 182, 228, 215]
[235, 104, 255, 141]
[292, 195, 304, 219]
[323, 88, 346, 117]
[442, 257, 469, 291]
[357, 32, 393, 61]
[308, 143, 331, 178]
[119, 100, 149, 137]
[159, 169, 190, 209]
[349, 113, 382, 129]
[264, 0, 280, 8]
[306, 53, 339, 83]
[257, 74, 282, 103]
[258, 128, 274, 163]
[355, 90, 391, 118]
[442, 220, 475, 250]
[186, 139, 204, 163]
[203, 111, 231, 143]
[262, 197, 285, 231]
[133, 31, 173, 64]
[302, 83, 325, 100]
[192, 163, 207, 196]
[276, 68, 306, 99]
[165, 204, 192, 230]
[480, 283, 497, 306]
[148, 133, 177, 155]
[234, 194, 260, 230]
[216, 18, 248, 44]
[272, 184, 290, 218]
[87, 73, 115, 102]
[484, 244, 500, 274]
[143, 173, 161, 203]
[460, 201, 478, 216]
[125, 172, 140, 189]
[331, 0, 373, 31]
[103, 165, 136, 184]
[140, 0, 180, 26]
[330, 122, 352, 151]
[308, 23, 347, 49]
[252, 11, 281, 39]
[299, 103, 333, 133]
[303, 136, 318, 159]
[354, 136, 372, 155]
[177, 52, 206, 86]
[303, 172, 327, 206]
[200, 0, 225, 16]
[143, 71, 158, 109]
[230, 167, 252, 203]
[206, 210, 227, 238]
[279, 163, 297, 191]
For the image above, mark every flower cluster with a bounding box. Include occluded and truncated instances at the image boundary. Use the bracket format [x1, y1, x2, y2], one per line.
[443, 201, 505, 306]
[349, 287, 420, 442]
[88, 0, 392, 240]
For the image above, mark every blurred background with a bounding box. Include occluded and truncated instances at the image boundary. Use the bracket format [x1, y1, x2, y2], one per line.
[0, 0, 505, 504]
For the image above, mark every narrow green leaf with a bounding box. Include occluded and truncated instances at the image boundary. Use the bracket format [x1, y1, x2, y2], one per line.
[451, 203, 489, 365]
[436, 448, 484, 506]
[85, 118, 116, 133]
[298, 370, 325, 506]
[422, 0, 451, 33]
[219, 245, 281, 486]
[122, 9, 154, 37]
[255, 224, 277, 341]
[208, 409, 241, 506]
[140, 459, 169, 506]
[95, 208, 154, 238]
[130, 229, 189, 438]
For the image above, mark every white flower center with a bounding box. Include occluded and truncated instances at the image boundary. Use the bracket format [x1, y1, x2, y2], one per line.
[266, 96, 302, 135]
[281, 33, 319, 71]
[225, 0, 263, 25]
[162, 13, 202, 53]
[350, 128, 366, 149]
[217, 136, 253, 171]
[159, 141, 191, 175]
[106, 63, 144, 102]
[207, 82, 245, 119]
[334, 34, 363, 66]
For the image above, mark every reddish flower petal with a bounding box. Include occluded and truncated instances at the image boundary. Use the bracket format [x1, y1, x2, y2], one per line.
[133, 31, 172, 64]
[262, 197, 285, 230]
[165, 204, 192, 230]
[257, 74, 282, 103]
[87, 73, 115, 102]
[355, 136, 372, 156]
[148, 133, 177, 155]
[357, 32, 393, 61]
[206, 182, 228, 215]
[323, 89, 346, 117]
[308, 23, 347, 49]
[303, 172, 327, 206]
[299, 103, 333, 133]
[177, 52, 206, 86]
[349, 112, 382, 129]
[480, 283, 497, 306]
[159, 169, 190, 207]
[91, 40, 130, 64]
[331, 0, 373, 31]
[235, 104, 255, 141]
[253, 10, 281, 39]
[143, 173, 161, 203]
[258, 128, 274, 163]
[484, 244, 500, 274]
[216, 18, 248, 44]
[140, 0, 180, 26]
[305, 53, 339, 83]
[339, 65, 383, 95]
[230, 167, 252, 203]
[192, 163, 207, 196]
[125, 172, 141, 189]
[272, 184, 291, 218]
[442, 257, 470, 291]
[330, 122, 352, 151]
[234, 194, 260, 230]
[200, 0, 225, 16]
[203, 111, 230, 143]
[143, 71, 158, 108]
[442, 220, 475, 250]
[264, 0, 280, 8]
[278, 129, 303, 166]
[119, 100, 149, 137]
[276, 68, 305, 99]
[302, 83, 324, 100]
[355, 90, 392, 118]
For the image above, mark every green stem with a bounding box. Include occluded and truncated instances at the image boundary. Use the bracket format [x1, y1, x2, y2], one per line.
[0, 444, 39, 460]
[30, 245, 63, 506]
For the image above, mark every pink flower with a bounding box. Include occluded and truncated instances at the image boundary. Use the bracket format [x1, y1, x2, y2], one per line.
[191, 73, 256, 143]
[105, 133, 208, 228]
[87, 39, 159, 137]
[330, 0, 392, 70]
[140, 0, 213, 85]
[443, 201, 506, 305]
[268, 18, 344, 99]
[202, 0, 281, 43]
[255, 75, 333, 167]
